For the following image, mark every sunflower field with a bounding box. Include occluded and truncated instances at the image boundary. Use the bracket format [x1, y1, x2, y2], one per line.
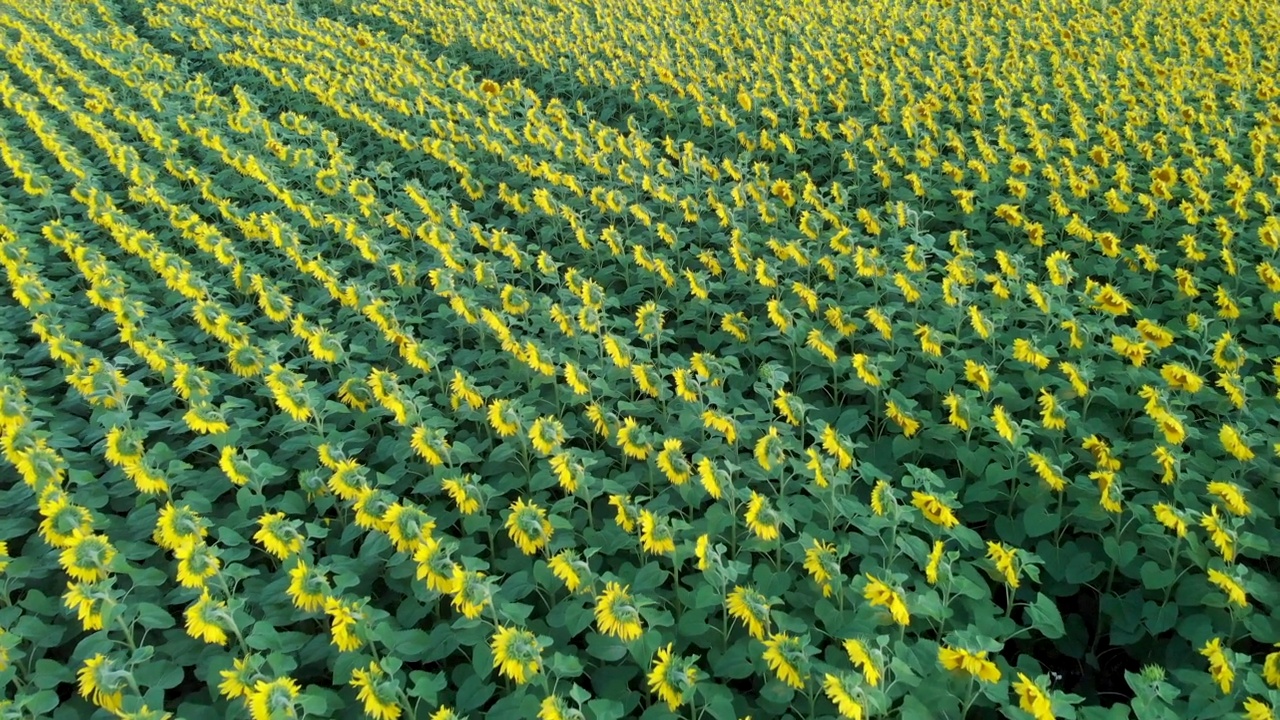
[0, 0, 1278, 718]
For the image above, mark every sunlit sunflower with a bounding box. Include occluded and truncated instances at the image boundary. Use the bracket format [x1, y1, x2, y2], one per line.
[762, 633, 809, 689]
[506, 498, 553, 555]
[648, 643, 698, 710]
[725, 586, 771, 640]
[595, 582, 644, 641]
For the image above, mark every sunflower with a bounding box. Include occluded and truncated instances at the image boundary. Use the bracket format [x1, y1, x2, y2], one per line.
[1243, 698, 1275, 720]
[1093, 284, 1132, 315]
[529, 416, 566, 455]
[820, 424, 855, 470]
[914, 324, 942, 356]
[725, 586, 770, 639]
[986, 541, 1021, 588]
[247, 677, 301, 720]
[943, 393, 971, 432]
[639, 510, 676, 555]
[656, 438, 692, 485]
[1200, 638, 1234, 693]
[175, 541, 221, 590]
[1152, 504, 1188, 538]
[103, 425, 143, 466]
[753, 426, 787, 471]
[351, 662, 402, 720]
[539, 695, 571, 720]
[185, 590, 230, 645]
[803, 540, 839, 597]
[843, 638, 881, 686]
[1207, 481, 1251, 516]
[911, 492, 960, 529]
[491, 625, 542, 684]
[441, 475, 483, 515]
[648, 643, 698, 710]
[413, 537, 461, 594]
[153, 502, 207, 552]
[410, 425, 451, 466]
[1207, 568, 1248, 608]
[701, 409, 738, 443]
[870, 480, 894, 516]
[60, 532, 116, 582]
[217, 655, 259, 700]
[327, 461, 373, 502]
[286, 560, 329, 613]
[1012, 338, 1050, 369]
[324, 596, 366, 652]
[609, 495, 639, 533]
[450, 570, 493, 619]
[487, 399, 522, 437]
[672, 367, 700, 402]
[38, 489, 90, 545]
[506, 498, 553, 555]
[1059, 361, 1090, 397]
[585, 403, 615, 440]
[253, 512, 304, 560]
[1218, 424, 1255, 462]
[549, 452, 585, 494]
[219, 446, 253, 486]
[548, 550, 587, 592]
[1200, 506, 1237, 561]
[991, 405, 1019, 445]
[823, 673, 864, 719]
[63, 581, 107, 631]
[1153, 445, 1178, 484]
[1013, 673, 1054, 720]
[697, 457, 725, 499]
[616, 417, 653, 460]
[227, 343, 265, 378]
[963, 360, 992, 393]
[125, 462, 170, 495]
[863, 574, 909, 626]
[774, 389, 802, 426]
[851, 354, 882, 387]
[762, 633, 808, 689]
[744, 492, 782, 541]
[338, 377, 374, 411]
[595, 582, 644, 641]
[77, 653, 126, 714]
[938, 644, 1001, 684]
[695, 535, 714, 572]
[885, 400, 921, 437]
[449, 370, 485, 410]
[925, 540, 947, 585]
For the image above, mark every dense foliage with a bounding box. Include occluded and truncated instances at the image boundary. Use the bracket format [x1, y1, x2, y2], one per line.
[0, 0, 1278, 719]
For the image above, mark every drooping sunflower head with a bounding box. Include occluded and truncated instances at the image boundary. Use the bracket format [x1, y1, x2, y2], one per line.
[506, 498, 553, 555]
[595, 582, 644, 641]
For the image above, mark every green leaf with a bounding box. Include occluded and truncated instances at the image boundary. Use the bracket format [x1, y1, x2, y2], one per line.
[1027, 592, 1065, 638]
[710, 643, 755, 679]
[1139, 561, 1176, 590]
[1143, 600, 1179, 635]
[1063, 550, 1106, 584]
[549, 651, 585, 678]
[758, 678, 795, 705]
[31, 659, 72, 689]
[587, 699, 627, 720]
[407, 671, 447, 705]
[23, 690, 61, 714]
[585, 633, 627, 662]
[133, 603, 176, 630]
[1022, 501, 1060, 538]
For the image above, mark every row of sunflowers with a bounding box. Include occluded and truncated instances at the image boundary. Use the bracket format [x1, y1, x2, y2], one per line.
[0, 0, 1277, 719]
